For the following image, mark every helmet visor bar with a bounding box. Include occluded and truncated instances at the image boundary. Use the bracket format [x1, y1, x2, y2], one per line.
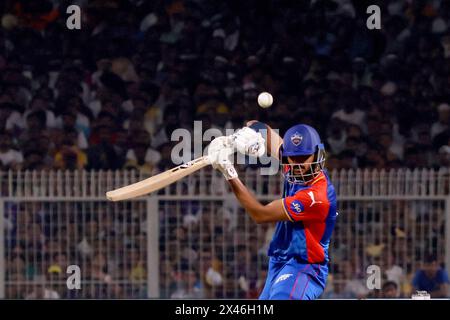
[281, 156, 325, 185]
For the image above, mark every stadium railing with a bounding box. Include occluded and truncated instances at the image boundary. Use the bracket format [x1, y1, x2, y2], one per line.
[0, 168, 449, 298]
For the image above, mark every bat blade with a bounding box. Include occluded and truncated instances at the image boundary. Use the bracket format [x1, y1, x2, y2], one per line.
[106, 156, 210, 201]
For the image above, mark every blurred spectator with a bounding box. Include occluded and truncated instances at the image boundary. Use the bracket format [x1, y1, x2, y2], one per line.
[247, 268, 267, 299]
[321, 275, 346, 299]
[54, 110, 88, 149]
[381, 281, 400, 299]
[341, 260, 369, 299]
[13, 0, 59, 31]
[437, 145, 450, 167]
[22, 149, 50, 170]
[338, 150, 357, 169]
[0, 131, 23, 170]
[156, 142, 177, 171]
[384, 251, 406, 294]
[128, 251, 146, 283]
[124, 130, 161, 174]
[6, 254, 26, 277]
[412, 253, 450, 298]
[327, 124, 347, 155]
[0, 102, 23, 133]
[378, 132, 403, 162]
[90, 252, 112, 283]
[151, 105, 180, 149]
[47, 252, 68, 275]
[325, 155, 340, 171]
[87, 125, 122, 170]
[25, 275, 60, 299]
[23, 96, 57, 129]
[6, 273, 27, 299]
[331, 95, 366, 129]
[170, 267, 204, 299]
[124, 142, 159, 174]
[431, 103, 450, 139]
[53, 136, 87, 170]
[123, 104, 148, 133]
[18, 111, 49, 147]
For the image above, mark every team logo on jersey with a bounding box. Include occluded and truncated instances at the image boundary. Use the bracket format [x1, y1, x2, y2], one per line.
[291, 200, 304, 214]
[275, 273, 293, 285]
[290, 132, 303, 146]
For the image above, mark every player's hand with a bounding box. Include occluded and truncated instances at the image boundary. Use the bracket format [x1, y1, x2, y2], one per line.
[207, 136, 238, 180]
[230, 127, 266, 158]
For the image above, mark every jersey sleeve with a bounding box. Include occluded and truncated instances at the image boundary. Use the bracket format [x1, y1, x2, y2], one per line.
[282, 183, 330, 222]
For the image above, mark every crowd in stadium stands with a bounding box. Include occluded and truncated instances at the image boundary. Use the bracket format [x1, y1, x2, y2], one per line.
[4, 202, 149, 298]
[1, 0, 450, 298]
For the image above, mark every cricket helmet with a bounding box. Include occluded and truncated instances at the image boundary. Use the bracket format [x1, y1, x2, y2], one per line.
[280, 124, 326, 184]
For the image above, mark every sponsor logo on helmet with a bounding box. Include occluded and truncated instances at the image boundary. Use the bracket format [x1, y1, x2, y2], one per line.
[290, 132, 303, 146]
[291, 200, 304, 214]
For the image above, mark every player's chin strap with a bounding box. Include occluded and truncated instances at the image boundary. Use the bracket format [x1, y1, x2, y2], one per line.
[282, 144, 326, 185]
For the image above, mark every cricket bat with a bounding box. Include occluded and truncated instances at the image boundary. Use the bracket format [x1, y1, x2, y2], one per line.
[106, 156, 210, 201]
[106, 122, 282, 201]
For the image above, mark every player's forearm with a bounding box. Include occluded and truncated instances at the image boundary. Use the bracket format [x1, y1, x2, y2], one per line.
[228, 178, 267, 223]
[246, 120, 282, 160]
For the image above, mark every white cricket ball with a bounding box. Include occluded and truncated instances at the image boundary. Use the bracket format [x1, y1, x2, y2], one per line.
[257, 92, 273, 108]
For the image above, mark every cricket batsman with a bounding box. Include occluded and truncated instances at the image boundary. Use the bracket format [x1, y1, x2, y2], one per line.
[207, 122, 338, 300]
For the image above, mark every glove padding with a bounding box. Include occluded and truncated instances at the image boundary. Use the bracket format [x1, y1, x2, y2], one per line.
[207, 136, 238, 180]
[230, 127, 266, 158]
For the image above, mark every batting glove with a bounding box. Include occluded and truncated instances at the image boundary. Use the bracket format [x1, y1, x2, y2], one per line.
[230, 127, 266, 158]
[207, 136, 238, 180]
